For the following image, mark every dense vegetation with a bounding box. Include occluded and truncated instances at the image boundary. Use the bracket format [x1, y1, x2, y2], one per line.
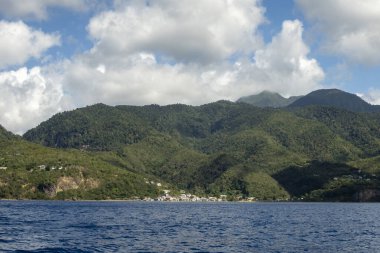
[273, 161, 380, 201]
[288, 89, 379, 112]
[1, 89, 380, 201]
[0, 131, 159, 200]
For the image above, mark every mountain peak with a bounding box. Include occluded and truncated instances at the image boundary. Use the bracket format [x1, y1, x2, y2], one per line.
[288, 89, 375, 112]
[237, 91, 302, 108]
[309, 88, 347, 95]
[258, 90, 280, 95]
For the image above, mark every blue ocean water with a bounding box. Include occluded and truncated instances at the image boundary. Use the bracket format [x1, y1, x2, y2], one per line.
[0, 201, 379, 253]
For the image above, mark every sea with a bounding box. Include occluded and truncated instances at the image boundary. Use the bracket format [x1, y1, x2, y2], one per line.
[0, 201, 379, 252]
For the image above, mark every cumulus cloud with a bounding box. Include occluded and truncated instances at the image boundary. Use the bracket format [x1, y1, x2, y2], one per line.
[0, 0, 90, 20]
[251, 20, 324, 96]
[88, 0, 265, 65]
[0, 67, 64, 134]
[296, 0, 380, 65]
[62, 17, 323, 107]
[0, 21, 60, 69]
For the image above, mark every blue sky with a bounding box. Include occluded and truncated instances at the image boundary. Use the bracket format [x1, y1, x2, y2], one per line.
[263, 0, 380, 94]
[0, 0, 379, 133]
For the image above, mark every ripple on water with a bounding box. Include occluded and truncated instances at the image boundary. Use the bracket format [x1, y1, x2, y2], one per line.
[0, 201, 379, 252]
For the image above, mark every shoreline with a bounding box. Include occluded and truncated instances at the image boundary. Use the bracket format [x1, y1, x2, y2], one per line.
[1, 198, 379, 203]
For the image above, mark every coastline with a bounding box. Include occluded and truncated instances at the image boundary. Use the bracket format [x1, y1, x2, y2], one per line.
[1, 198, 379, 203]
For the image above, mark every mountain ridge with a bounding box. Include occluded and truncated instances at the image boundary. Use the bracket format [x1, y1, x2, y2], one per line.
[20, 93, 380, 201]
[288, 88, 378, 112]
[237, 88, 380, 112]
[1, 88, 380, 201]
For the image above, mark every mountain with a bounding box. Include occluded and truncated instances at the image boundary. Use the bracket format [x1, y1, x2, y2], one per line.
[288, 89, 378, 112]
[237, 91, 302, 108]
[21, 99, 380, 201]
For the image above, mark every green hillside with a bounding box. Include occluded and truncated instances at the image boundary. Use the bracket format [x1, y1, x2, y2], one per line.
[274, 161, 380, 201]
[0, 127, 159, 200]
[294, 106, 380, 156]
[288, 89, 377, 112]
[19, 95, 380, 201]
[23, 103, 149, 151]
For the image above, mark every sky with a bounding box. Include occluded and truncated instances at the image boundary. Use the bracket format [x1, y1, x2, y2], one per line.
[0, 0, 380, 134]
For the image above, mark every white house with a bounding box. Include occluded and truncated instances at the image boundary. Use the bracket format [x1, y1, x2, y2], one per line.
[38, 165, 46, 170]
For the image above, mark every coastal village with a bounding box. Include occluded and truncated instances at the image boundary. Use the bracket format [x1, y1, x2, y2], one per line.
[142, 191, 256, 202]
[142, 179, 256, 202]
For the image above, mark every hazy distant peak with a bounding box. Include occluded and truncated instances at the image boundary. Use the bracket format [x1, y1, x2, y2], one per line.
[237, 91, 302, 108]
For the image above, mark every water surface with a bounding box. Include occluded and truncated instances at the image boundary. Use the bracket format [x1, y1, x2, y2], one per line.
[0, 201, 379, 252]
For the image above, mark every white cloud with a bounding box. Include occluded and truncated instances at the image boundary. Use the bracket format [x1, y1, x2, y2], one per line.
[0, 0, 90, 20]
[88, 0, 266, 65]
[62, 17, 323, 107]
[0, 67, 64, 134]
[63, 53, 221, 106]
[251, 20, 324, 96]
[0, 21, 60, 69]
[360, 89, 380, 105]
[296, 0, 380, 65]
